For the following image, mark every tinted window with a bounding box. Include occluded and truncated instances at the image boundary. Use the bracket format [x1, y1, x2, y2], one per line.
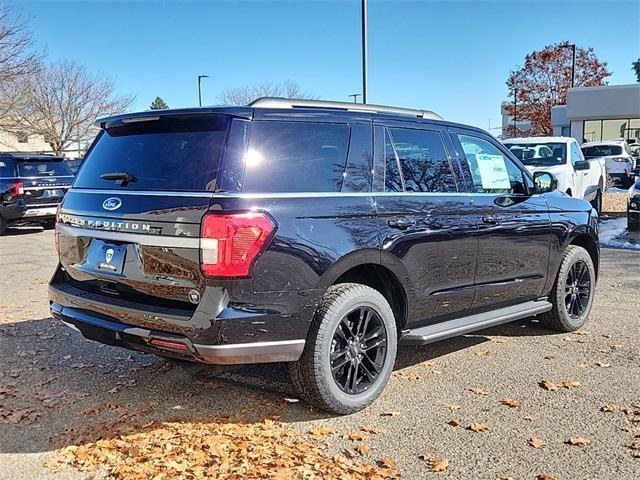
[243, 121, 349, 193]
[582, 145, 623, 157]
[17, 160, 72, 177]
[506, 142, 566, 166]
[457, 134, 527, 194]
[74, 115, 229, 191]
[384, 129, 402, 192]
[342, 125, 373, 192]
[0, 160, 15, 177]
[388, 128, 456, 192]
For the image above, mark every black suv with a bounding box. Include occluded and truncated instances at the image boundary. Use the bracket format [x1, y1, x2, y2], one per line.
[0, 153, 74, 235]
[49, 99, 599, 414]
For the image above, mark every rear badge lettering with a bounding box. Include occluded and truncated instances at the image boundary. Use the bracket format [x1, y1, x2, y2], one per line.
[103, 197, 122, 211]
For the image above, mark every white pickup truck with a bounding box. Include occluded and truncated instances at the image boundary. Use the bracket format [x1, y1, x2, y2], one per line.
[503, 136, 606, 213]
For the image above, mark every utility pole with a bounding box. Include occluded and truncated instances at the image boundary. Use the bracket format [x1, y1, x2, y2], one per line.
[197, 75, 209, 107]
[349, 93, 362, 103]
[513, 85, 518, 136]
[361, 0, 368, 104]
[570, 43, 576, 88]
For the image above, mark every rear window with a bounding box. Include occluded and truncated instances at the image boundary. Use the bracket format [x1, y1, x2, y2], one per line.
[0, 160, 14, 177]
[242, 121, 349, 193]
[17, 160, 72, 177]
[581, 145, 622, 157]
[74, 115, 229, 191]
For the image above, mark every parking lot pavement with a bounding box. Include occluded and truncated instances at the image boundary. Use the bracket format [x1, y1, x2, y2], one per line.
[1, 227, 639, 480]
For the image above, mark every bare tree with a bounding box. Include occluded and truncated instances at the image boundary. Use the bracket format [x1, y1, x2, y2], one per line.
[4, 61, 133, 154]
[0, 3, 41, 123]
[218, 80, 316, 105]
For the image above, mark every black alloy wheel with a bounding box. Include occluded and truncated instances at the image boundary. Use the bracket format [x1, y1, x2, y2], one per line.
[330, 306, 388, 395]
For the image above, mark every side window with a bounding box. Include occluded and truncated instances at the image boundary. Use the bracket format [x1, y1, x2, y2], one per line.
[342, 125, 373, 192]
[388, 128, 457, 192]
[0, 160, 15, 177]
[384, 129, 403, 192]
[242, 121, 349, 193]
[456, 133, 527, 195]
[570, 142, 583, 164]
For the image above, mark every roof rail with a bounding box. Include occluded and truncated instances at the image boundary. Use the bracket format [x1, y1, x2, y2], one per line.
[249, 97, 443, 120]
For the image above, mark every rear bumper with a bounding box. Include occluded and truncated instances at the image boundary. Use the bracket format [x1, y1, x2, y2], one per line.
[51, 302, 305, 365]
[22, 205, 58, 219]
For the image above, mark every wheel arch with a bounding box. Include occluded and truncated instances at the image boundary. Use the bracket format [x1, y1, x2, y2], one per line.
[566, 229, 599, 280]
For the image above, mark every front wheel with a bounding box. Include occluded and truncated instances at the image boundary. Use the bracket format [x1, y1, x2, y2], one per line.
[290, 283, 397, 414]
[628, 212, 640, 231]
[540, 245, 596, 332]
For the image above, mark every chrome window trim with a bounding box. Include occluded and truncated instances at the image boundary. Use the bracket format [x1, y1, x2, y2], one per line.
[68, 188, 214, 198]
[56, 223, 200, 248]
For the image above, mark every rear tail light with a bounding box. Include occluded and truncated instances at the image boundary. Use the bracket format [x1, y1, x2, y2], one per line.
[611, 157, 628, 162]
[9, 182, 24, 198]
[200, 212, 276, 278]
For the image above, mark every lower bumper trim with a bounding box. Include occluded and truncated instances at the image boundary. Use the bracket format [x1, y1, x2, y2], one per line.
[194, 339, 305, 365]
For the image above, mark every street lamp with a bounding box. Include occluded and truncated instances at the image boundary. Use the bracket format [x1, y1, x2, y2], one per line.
[361, 0, 368, 104]
[197, 75, 209, 107]
[349, 93, 362, 103]
[561, 43, 576, 88]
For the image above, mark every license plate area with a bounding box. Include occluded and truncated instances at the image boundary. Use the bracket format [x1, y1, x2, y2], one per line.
[87, 240, 127, 275]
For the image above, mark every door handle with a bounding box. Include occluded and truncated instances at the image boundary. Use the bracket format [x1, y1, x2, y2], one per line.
[482, 216, 500, 225]
[388, 218, 415, 230]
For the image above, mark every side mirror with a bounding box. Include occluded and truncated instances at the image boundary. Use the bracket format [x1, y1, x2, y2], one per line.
[573, 160, 591, 171]
[533, 171, 558, 194]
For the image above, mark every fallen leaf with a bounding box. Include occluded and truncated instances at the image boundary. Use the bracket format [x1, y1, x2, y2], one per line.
[446, 403, 462, 411]
[595, 362, 611, 368]
[354, 443, 370, 456]
[361, 425, 385, 434]
[601, 404, 619, 413]
[448, 419, 461, 427]
[500, 398, 522, 408]
[469, 387, 490, 396]
[576, 363, 589, 369]
[394, 371, 421, 381]
[539, 380, 558, 391]
[560, 380, 581, 389]
[537, 474, 558, 480]
[380, 411, 401, 417]
[630, 439, 640, 451]
[567, 436, 591, 447]
[420, 454, 449, 472]
[467, 422, 491, 432]
[379, 458, 398, 469]
[523, 415, 540, 422]
[309, 427, 336, 439]
[347, 432, 369, 442]
[283, 397, 299, 403]
[528, 437, 546, 449]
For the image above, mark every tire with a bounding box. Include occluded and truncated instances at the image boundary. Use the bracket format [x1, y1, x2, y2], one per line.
[628, 212, 640, 231]
[539, 245, 596, 332]
[41, 219, 56, 230]
[0, 216, 6, 236]
[290, 283, 398, 415]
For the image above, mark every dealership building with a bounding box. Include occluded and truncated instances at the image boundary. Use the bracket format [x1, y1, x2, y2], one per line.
[551, 83, 640, 144]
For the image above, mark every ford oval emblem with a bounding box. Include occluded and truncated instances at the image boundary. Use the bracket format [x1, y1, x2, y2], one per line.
[102, 197, 122, 211]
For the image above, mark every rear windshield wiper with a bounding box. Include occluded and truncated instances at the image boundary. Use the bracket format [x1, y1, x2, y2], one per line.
[100, 171, 137, 186]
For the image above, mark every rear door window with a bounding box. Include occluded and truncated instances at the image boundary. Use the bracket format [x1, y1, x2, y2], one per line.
[0, 160, 15, 177]
[17, 160, 72, 177]
[73, 115, 230, 191]
[582, 145, 623, 157]
[242, 121, 349, 193]
[387, 128, 457, 192]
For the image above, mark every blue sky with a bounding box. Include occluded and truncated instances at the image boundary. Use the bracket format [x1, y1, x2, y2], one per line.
[16, 0, 640, 131]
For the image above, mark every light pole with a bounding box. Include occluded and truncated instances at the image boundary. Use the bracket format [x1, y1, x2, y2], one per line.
[349, 93, 362, 103]
[197, 75, 209, 107]
[361, 0, 368, 104]
[568, 43, 576, 88]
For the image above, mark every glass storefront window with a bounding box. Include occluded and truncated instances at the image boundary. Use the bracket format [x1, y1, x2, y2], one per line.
[583, 120, 601, 142]
[628, 119, 640, 143]
[602, 119, 628, 140]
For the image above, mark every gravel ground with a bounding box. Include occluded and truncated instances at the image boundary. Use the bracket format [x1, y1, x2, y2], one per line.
[1, 227, 639, 480]
[603, 191, 628, 215]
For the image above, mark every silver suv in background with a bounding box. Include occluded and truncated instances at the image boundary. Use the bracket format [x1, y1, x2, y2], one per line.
[581, 140, 635, 188]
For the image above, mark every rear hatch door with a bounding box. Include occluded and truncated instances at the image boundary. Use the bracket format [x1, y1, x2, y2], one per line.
[18, 157, 74, 210]
[55, 113, 231, 314]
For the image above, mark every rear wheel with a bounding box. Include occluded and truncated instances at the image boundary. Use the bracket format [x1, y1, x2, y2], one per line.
[628, 212, 640, 231]
[540, 245, 595, 332]
[290, 283, 397, 414]
[0, 216, 6, 236]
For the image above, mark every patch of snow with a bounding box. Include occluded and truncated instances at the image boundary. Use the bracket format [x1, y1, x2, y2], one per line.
[605, 187, 629, 194]
[599, 217, 640, 250]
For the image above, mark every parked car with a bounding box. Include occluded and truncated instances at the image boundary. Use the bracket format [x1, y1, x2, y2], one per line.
[628, 177, 640, 231]
[49, 99, 599, 414]
[581, 140, 635, 188]
[503, 136, 605, 214]
[0, 153, 74, 235]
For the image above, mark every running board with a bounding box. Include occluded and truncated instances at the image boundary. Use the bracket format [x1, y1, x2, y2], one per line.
[400, 300, 552, 346]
